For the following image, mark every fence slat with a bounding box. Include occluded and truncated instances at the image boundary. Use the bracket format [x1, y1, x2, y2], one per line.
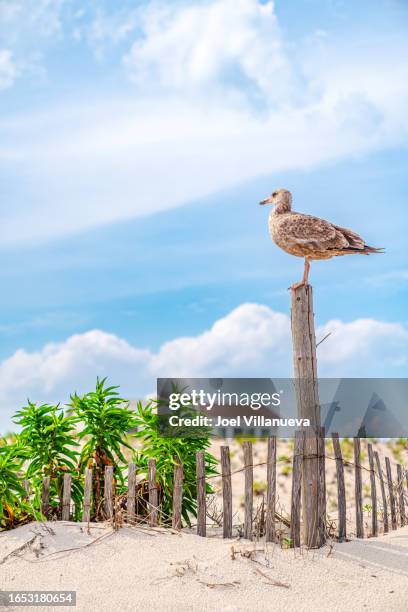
[397, 465, 406, 527]
[385, 457, 397, 530]
[104, 466, 114, 519]
[317, 427, 326, 545]
[221, 446, 232, 538]
[148, 458, 158, 527]
[61, 473, 72, 521]
[82, 468, 93, 522]
[41, 476, 50, 518]
[265, 436, 276, 542]
[172, 459, 183, 530]
[353, 438, 364, 538]
[127, 461, 136, 523]
[290, 430, 304, 548]
[331, 433, 346, 541]
[23, 479, 30, 499]
[243, 441, 253, 541]
[196, 451, 206, 537]
[374, 451, 388, 534]
[367, 443, 378, 537]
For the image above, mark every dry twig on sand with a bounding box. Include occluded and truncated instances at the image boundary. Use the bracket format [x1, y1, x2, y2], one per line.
[253, 567, 290, 589]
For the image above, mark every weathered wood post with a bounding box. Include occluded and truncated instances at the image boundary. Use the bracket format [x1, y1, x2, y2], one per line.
[397, 464, 406, 527]
[367, 443, 378, 537]
[265, 436, 277, 542]
[172, 459, 183, 530]
[291, 285, 324, 548]
[104, 466, 114, 520]
[61, 473, 72, 521]
[220, 446, 232, 538]
[332, 433, 346, 541]
[385, 457, 397, 530]
[127, 461, 136, 523]
[196, 451, 206, 537]
[148, 458, 158, 527]
[41, 476, 51, 518]
[374, 451, 389, 533]
[82, 468, 93, 522]
[290, 430, 304, 547]
[354, 438, 364, 538]
[243, 441, 253, 541]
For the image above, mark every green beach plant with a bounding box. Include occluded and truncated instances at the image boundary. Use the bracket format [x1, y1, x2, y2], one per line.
[0, 442, 40, 529]
[70, 378, 137, 517]
[13, 401, 81, 518]
[132, 399, 217, 526]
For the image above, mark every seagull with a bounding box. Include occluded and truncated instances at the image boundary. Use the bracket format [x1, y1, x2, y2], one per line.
[260, 188, 384, 289]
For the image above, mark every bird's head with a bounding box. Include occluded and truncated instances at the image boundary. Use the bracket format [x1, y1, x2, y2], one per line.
[259, 188, 292, 211]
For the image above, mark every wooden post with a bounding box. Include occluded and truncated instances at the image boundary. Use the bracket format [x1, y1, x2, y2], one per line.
[291, 285, 322, 548]
[290, 431, 304, 547]
[104, 466, 114, 519]
[354, 438, 364, 538]
[397, 465, 406, 527]
[148, 458, 158, 527]
[367, 443, 378, 537]
[374, 451, 388, 534]
[127, 461, 136, 523]
[243, 441, 253, 541]
[196, 451, 206, 537]
[172, 459, 183, 530]
[265, 436, 277, 542]
[385, 457, 397, 530]
[290, 431, 304, 548]
[331, 433, 346, 541]
[23, 479, 30, 499]
[317, 427, 326, 544]
[41, 476, 50, 518]
[61, 473, 72, 521]
[82, 468, 93, 522]
[220, 446, 232, 538]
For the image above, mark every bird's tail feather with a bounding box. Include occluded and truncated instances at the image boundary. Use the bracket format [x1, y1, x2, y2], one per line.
[363, 245, 385, 254]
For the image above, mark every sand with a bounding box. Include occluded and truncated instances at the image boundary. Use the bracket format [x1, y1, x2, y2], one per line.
[1, 521, 407, 612]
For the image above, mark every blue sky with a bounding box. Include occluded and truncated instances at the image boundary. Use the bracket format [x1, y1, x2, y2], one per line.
[0, 0, 407, 430]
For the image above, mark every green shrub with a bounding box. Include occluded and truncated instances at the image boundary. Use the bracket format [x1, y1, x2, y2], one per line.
[132, 400, 217, 526]
[70, 378, 137, 518]
[13, 401, 81, 518]
[0, 442, 40, 529]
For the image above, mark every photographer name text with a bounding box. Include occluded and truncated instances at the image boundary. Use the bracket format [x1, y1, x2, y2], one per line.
[168, 415, 310, 427]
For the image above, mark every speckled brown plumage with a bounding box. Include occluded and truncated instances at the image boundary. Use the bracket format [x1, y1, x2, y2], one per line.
[260, 188, 384, 288]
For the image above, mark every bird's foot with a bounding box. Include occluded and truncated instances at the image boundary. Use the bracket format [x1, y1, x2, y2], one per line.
[288, 280, 308, 291]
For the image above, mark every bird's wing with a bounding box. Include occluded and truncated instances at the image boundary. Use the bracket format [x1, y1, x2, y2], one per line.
[331, 224, 366, 249]
[278, 214, 352, 252]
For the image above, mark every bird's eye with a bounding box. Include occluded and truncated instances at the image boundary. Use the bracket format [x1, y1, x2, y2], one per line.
[272, 192, 277, 197]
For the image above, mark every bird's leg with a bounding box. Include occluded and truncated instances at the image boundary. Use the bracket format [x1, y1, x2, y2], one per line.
[289, 258, 311, 290]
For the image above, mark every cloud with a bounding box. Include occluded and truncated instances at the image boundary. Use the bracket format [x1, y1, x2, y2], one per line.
[1, 303, 407, 431]
[1, 0, 408, 244]
[0, 0, 66, 86]
[0, 49, 18, 90]
[123, 0, 293, 105]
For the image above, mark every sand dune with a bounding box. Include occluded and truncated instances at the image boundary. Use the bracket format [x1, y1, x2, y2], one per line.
[1, 521, 407, 612]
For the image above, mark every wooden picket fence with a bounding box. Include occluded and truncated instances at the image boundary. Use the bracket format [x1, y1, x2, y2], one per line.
[36, 434, 408, 548]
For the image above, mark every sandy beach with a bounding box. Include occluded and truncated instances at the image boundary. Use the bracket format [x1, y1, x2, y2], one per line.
[1, 521, 407, 612]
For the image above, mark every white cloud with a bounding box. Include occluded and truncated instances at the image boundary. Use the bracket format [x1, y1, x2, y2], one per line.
[0, 0, 66, 86]
[0, 50, 18, 90]
[124, 0, 293, 105]
[1, 303, 407, 431]
[1, 0, 408, 243]
[317, 318, 408, 368]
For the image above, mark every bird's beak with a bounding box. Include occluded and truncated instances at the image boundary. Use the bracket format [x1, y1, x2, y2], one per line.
[259, 196, 273, 205]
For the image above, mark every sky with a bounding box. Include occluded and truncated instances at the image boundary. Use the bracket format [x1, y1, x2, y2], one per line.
[0, 0, 407, 431]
